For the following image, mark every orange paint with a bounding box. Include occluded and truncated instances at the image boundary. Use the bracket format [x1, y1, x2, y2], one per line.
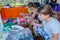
[1, 7, 28, 19]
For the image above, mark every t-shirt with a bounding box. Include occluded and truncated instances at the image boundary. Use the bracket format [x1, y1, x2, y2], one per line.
[42, 18, 60, 40]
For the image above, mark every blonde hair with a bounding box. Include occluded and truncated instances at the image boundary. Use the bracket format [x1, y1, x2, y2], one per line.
[38, 4, 58, 19]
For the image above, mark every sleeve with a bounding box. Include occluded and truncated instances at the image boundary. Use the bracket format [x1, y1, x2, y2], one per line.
[50, 22, 60, 34]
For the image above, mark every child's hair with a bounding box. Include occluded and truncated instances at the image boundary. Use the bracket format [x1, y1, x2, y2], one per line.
[38, 4, 58, 19]
[27, 2, 36, 8]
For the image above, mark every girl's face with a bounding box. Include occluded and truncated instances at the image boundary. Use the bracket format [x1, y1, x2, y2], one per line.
[28, 7, 37, 14]
[38, 13, 49, 21]
[28, 7, 36, 12]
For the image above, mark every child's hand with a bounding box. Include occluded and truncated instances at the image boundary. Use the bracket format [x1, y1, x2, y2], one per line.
[27, 18, 32, 24]
[31, 21, 36, 26]
[31, 21, 43, 27]
[33, 19, 39, 24]
[20, 13, 28, 17]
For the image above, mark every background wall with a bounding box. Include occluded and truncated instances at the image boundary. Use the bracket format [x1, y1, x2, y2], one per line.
[0, 0, 60, 5]
[57, 0, 60, 4]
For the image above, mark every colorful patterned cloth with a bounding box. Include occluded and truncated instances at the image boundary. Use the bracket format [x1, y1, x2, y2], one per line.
[34, 26, 50, 40]
[0, 25, 34, 40]
[6, 28, 34, 40]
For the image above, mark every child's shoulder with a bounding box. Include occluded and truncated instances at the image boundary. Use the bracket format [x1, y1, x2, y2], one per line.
[51, 18, 59, 22]
[50, 18, 60, 25]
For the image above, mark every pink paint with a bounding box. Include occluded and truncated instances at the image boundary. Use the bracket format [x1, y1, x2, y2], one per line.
[20, 18, 26, 22]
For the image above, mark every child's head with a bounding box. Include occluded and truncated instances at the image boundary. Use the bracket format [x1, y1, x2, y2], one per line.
[27, 2, 36, 11]
[38, 4, 56, 21]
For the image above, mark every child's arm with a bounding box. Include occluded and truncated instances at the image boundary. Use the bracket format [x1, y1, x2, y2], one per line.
[31, 21, 43, 27]
[51, 34, 58, 40]
[50, 22, 59, 40]
[33, 26, 38, 36]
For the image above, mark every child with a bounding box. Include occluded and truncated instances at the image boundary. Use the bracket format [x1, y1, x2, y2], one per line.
[37, 4, 60, 40]
[21, 2, 42, 37]
[21, 2, 42, 25]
